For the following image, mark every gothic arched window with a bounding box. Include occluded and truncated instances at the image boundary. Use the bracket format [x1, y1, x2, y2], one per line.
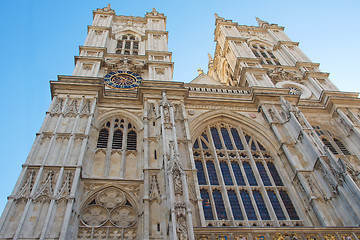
[193, 123, 301, 226]
[116, 34, 139, 55]
[96, 118, 137, 151]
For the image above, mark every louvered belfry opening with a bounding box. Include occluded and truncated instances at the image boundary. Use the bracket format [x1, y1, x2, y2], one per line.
[96, 118, 137, 151]
[127, 130, 137, 150]
[97, 128, 109, 148]
[112, 129, 123, 149]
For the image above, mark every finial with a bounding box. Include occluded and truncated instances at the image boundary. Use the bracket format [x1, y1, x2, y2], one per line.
[152, 8, 156, 12]
[197, 68, 204, 75]
[104, 3, 111, 11]
[214, 13, 225, 23]
[256, 17, 269, 27]
[208, 53, 213, 62]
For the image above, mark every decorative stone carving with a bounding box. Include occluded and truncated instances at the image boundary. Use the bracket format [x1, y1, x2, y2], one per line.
[239, 29, 267, 39]
[161, 91, 173, 128]
[268, 108, 279, 123]
[56, 171, 72, 201]
[79, 187, 138, 239]
[110, 206, 137, 227]
[97, 188, 125, 208]
[174, 104, 183, 120]
[34, 170, 55, 201]
[81, 205, 108, 226]
[163, 105, 171, 124]
[15, 170, 37, 200]
[186, 175, 197, 202]
[177, 215, 188, 240]
[64, 99, 78, 116]
[304, 173, 326, 200]
[104, 57, 144, 73]
[50, 99, 63, 116]
[112, 20, 146, 33]
[148, 103, 157, 119]
[173, 166, 183, 195]
[80, 100, 91, 116]
[268, 68, 303, 83]
[150, 174, 161, 203]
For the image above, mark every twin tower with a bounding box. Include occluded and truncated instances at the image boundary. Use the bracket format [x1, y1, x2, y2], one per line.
[0, 4, 360, 240]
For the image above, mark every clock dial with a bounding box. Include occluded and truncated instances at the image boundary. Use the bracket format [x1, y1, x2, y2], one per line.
[104, 71, 142, 89]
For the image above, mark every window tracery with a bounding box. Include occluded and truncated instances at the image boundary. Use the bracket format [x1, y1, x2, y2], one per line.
[193, 123, 301, 226]
[78, 187, 137, 239]
[116, 34, 139, 55]
[96, 118, 137, 151]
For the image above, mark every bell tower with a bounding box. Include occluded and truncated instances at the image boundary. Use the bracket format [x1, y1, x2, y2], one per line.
[209, 15, 339, 100]
[73, 5, 173, 82]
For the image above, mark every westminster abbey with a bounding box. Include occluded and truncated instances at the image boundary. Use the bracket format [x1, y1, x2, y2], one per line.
[0, 4, 359, 240]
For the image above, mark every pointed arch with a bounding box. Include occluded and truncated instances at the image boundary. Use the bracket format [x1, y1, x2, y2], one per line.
[79, 185, 140, 213]
[95, 109, 142, 130]
[189, 110, 280, 152]
[190, 110, 302, 226]
[113, 29, 145, 38]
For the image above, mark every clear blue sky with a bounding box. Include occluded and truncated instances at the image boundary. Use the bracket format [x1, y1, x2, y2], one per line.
[0, 0, 359, 212]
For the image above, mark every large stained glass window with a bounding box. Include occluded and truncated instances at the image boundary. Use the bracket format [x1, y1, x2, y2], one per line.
[193, 123, 300, 226]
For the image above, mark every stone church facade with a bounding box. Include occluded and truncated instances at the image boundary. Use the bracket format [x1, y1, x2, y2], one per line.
[0, 4, 359, 240]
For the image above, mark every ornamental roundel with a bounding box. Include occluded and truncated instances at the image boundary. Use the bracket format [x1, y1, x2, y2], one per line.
[110, 206, 137, 228]
[104, 71, 142, 90]
[81, 205, 108, 227]
[80, 187, 138, 229]
[97, 188, 125, 208]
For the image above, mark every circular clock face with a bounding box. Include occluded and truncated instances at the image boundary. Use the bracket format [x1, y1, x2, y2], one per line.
[104, 71, 142, 90]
